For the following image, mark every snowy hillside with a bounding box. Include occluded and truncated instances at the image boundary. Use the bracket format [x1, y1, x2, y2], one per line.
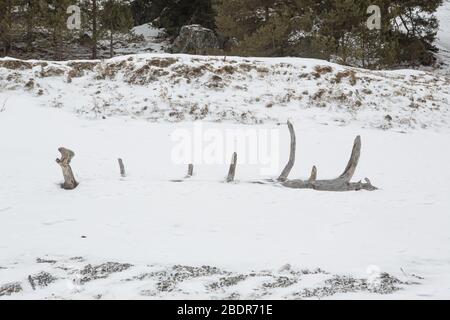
[1, 52, 449, 300]
[1, 54, 449, 131]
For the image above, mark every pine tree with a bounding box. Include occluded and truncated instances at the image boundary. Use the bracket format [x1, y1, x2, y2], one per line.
[131, 0, 216, 37]
[79, 0, 102, 59]
[215, 0, 289, 56]
[0, 0, 16, 56]
[42, 0, 74, 60]
[19, 0, 43, 52]
[102, 0, 134, 57]
[215, 0, 444, 68]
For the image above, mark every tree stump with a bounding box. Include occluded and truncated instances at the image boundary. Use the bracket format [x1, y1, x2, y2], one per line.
[56, 147, 78, 190]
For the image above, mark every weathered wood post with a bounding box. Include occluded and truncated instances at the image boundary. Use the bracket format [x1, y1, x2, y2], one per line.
[56, 147, 78, 190]
[118, 158, 126, 177]
[186, 164, 194, 178]
[226, 152, 238, 183]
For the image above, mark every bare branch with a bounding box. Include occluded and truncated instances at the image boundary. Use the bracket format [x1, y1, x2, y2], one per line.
[338, 135, 361, 183]
[278, 120, 296, 182]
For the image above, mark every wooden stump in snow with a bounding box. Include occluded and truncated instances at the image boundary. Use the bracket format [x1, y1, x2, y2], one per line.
[118, 158, 126, 177]
[56, 147, 78, 190]
[226, 152, 238, 183]
[186, 164, 194, 178]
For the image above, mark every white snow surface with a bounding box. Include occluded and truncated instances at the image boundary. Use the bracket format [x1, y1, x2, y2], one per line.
[1, 50, 450, 299]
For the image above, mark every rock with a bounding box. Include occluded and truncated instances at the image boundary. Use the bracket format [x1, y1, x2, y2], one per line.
[172, 25, 219, 55]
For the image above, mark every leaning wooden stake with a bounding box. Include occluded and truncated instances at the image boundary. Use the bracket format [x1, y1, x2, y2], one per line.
[278, 120, 296, 182]
[186, 164, 194, 178]
[226, 153, 238, 183]
[278, 123, 377, 192]
[118, 158, 126, 177]
[56, 147, 78, 190]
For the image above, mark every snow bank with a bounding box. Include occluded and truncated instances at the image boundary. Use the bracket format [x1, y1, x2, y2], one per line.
[1, 53, 449, 131]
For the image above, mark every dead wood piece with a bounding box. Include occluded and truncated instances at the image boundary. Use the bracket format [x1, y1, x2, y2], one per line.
[226, 152, 238, 183]
[282, 178, 377, 192]
[278, 120, 296, 182]
[309, 166, 317, 183]
[56, 147, 78, 190]
[277, 122, 377, 192]
[118, 158, 126, 177]
[338, 135, 361, 183]
[186, 164, 194, 178]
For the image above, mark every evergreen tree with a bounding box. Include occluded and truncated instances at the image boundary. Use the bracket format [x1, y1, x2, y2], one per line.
[215, 0, 444, 68]
[19, 0, 43, 52]
[130, 0, 216, 36]
[0, 0, 16, 56]
[79, 0, 102, 59]
[42, 0, 74, 60]
[102, 0, 134, 57]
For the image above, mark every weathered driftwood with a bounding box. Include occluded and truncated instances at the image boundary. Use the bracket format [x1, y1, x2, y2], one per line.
[118, 158, 126, 177]
[278, 120, 296, 182]
[186, 164, 194, 178]
[171, 164, 194, 182]
[309, 166, 317, 183]
[226, 152, 238, 183]
[279, 122, 377, 192]
[56, 147, 78, 190]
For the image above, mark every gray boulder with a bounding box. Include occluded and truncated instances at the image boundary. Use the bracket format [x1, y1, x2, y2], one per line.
[172, 24, 219, 55]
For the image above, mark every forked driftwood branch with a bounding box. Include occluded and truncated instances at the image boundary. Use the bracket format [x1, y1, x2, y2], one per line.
[279, 122, 377, 192]
[56, 147, 78, 190]
[226, 152, 238, 183]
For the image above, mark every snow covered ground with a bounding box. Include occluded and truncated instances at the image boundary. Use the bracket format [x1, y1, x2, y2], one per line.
[1, 54, 449, 130]
[1, 4, 450, 299]
[1, 55, 449, 299]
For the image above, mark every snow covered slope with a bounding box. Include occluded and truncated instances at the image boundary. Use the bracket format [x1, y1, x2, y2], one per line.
[0, 54, 449, 299]
[1, 54, 449, 131]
